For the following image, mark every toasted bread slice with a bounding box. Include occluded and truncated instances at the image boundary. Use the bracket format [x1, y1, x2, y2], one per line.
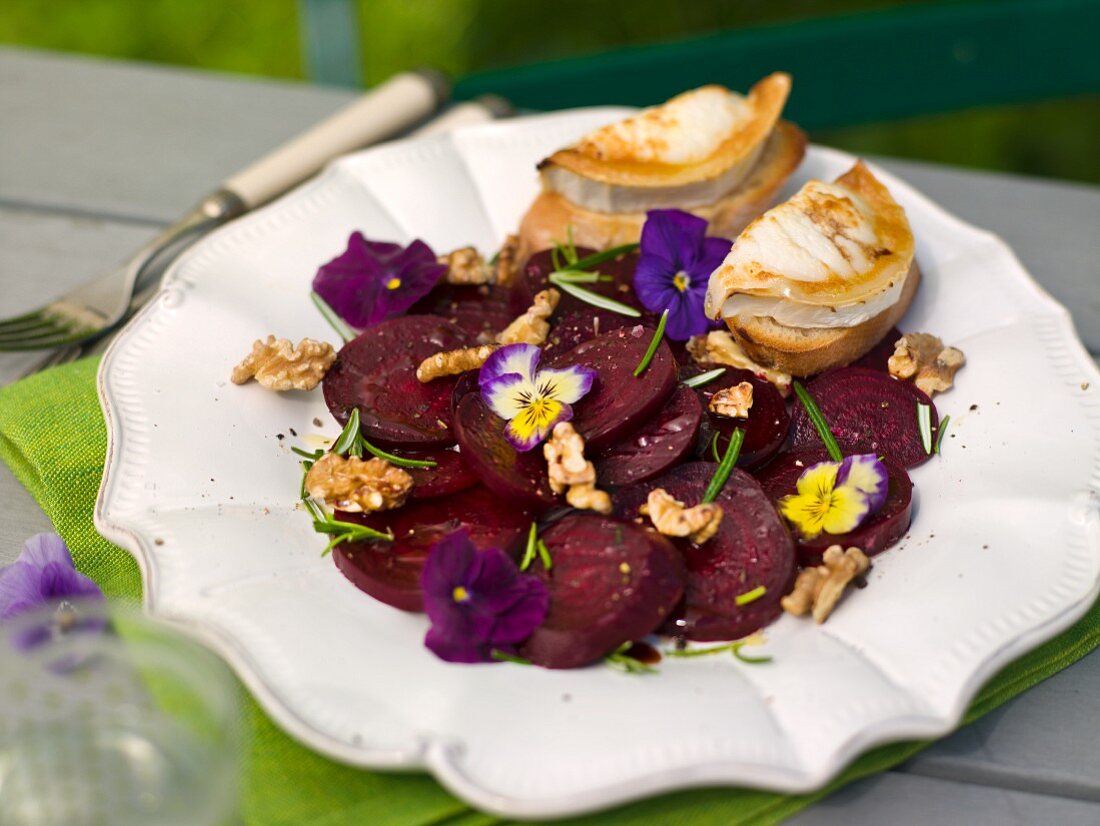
[727, 261, 920, 377]
[517, 120, 806, 256]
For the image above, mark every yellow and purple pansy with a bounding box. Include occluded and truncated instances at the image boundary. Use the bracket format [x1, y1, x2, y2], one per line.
[479, 343, 597, 452]
[778, 454, 889, 538]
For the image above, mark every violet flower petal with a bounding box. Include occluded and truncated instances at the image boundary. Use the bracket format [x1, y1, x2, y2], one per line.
[312, 232, 445, 329]
[640, 209, 708, 268]
[479, 343, 540, 391]
[0, 534, 102, 621]
[836, 453, 890, 513]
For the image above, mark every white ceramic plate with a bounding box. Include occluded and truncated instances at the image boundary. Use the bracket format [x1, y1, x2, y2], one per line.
[96, 109, 1100, 819]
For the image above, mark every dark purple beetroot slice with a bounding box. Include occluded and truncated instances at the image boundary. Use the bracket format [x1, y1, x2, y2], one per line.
[548, 327, 677, 451]
[614, 462, 796, 642]
[791, 367, 938, 469]
[450, 370, 481, 414]
[399, 448, 478, 499]
[519, 514, 685, 669]
[850, 327, 903, 373]
[323, 315, 473, 448]
[595, 387, 702, 486]
[410, 284, 514, 342]
[756, 446, 913, 566]
[693, 367, 790, 471]
[541, 308, 636, 359]
[332, 486, 531, 612]
[453, 394, 559, 510]
[513, 247, 643, 315]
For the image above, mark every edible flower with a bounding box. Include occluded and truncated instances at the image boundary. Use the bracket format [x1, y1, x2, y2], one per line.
[479, 343, 596, 452]
[778, 454, 888, 538]
[0, 534, 105, 651]
[421, 530, 549, 663]
[633, 210, 731, 341]
[312, 231, 446, 329]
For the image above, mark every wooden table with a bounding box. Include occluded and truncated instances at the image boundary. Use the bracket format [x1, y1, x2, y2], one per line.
[2, 46, 1099, 825]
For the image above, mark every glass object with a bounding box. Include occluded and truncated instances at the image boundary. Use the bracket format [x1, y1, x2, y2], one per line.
[0, 599, 242, 826]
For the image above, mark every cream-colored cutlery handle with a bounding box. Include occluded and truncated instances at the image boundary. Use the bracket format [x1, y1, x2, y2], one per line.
[410, 95, 513, 137]
[223, 70, 448, 208]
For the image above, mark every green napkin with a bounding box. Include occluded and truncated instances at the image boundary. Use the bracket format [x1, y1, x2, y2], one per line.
[2, 356, 1098, 826]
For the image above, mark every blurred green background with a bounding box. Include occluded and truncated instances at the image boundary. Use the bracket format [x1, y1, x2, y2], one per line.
[3, 0, 1098, 183]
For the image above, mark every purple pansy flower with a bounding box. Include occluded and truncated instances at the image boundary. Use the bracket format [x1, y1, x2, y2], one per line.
[633, 210, 732, 341]
[479, 343, 597, 452]
[313, 231, 446, 329]
[0, 533, 105, 651]
[421, 530, 549, 664]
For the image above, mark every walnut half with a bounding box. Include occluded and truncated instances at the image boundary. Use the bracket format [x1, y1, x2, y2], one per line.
[781, 545, 870, 623]
[543, 422, 611, 514]
[304, 453, 413, 513]
[439, 246, 494, 286]
[640, 488, 723, 544]
[888, 332, 965, 396]
[708, 381, 754, 418]
[231, 336, 335, 391]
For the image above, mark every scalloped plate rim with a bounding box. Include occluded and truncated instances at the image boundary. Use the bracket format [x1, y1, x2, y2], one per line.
[94, 108, 1100, 820]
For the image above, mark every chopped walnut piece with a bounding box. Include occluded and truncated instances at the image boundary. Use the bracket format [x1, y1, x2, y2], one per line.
[494, 234, 521, 286]
[543, 421, 611, 513]
[888, 333, 965, 396]
[230, 336, 335, 391]
[498, 288, 560, 346]
[640, 488, 723, 544]
[781, 545, 870, 623]
[439, 246, 494, 286]
[708, 381, 754, 418]
[304, 453, 413, 513]
[687, 331, 792, 397]
[415, 344, 497, 383]
[416, 288, 561, 382]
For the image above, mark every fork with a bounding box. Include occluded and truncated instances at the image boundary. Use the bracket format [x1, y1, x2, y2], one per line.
[0, 68, 451, 352]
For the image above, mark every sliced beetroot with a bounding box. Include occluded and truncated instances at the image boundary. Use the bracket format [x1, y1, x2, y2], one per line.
[541, 308, 636, 359]
[614, 462, 796, 642]
[410, 284, 514, 342]
[791, 367, 938, 468]
[450, 370, 481, 414]
[692, 367, 790, 471]
[453, 394, 559, 510]
[332, 486, 532, 612]
[519, 514, 685, 669]
[756, 446, 913, 566]
[400, 448, 478, 499]
[595, 387, 702, 486]
[323, 315, 473, 448]
[513, 247, 643, 315]
[850, 327, 903, 373]
[547, 327, 677, 451]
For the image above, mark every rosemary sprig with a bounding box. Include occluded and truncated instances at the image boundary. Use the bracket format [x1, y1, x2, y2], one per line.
[605, 642, 657, 674]
[682, 367, 726, 389]
[633, 310, 669, 377]
[664, 640, 773, 664]
[491, 650, 532, 665]
[735, 585, 767, 606]
[563, 243, 640, 273]
[520, 522, 538, 571]
[917, 402, 933, 455]
[934, 414, 951, 454]
[302, 497, 394, 555]
[702, 428, 744, 503]
[548, 274, 641, 318]
[333, 409, 437, 468]
[547, 270, 614, 284]
[792, 381, 843, 462]
[310, 291, 355, 343]
[519, 523, 552, 572]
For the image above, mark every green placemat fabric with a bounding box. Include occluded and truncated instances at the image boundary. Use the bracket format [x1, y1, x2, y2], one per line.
[1, 356, 1098, 826]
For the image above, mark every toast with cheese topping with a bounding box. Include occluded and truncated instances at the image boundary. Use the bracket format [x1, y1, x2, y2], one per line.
[704, 161, 918, 376]
[518, 75, 805, 254]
